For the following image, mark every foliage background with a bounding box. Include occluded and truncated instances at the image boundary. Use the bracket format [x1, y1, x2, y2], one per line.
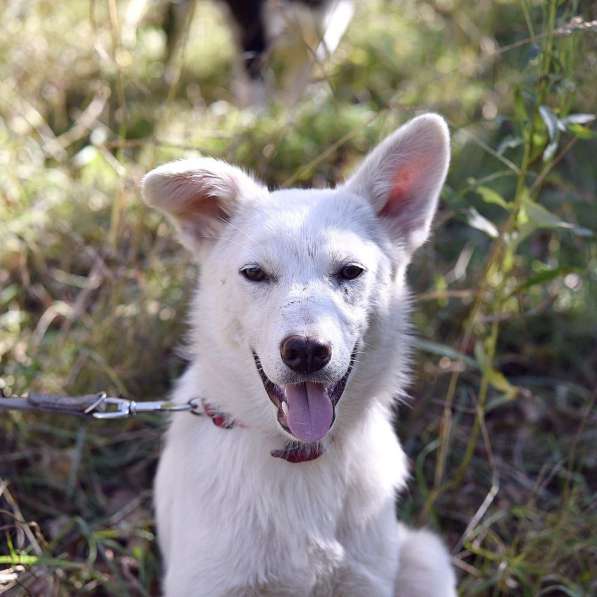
[1, 0, 596, 594]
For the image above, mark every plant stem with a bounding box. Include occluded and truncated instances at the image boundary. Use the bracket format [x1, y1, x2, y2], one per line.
[428, 0, 561, 516]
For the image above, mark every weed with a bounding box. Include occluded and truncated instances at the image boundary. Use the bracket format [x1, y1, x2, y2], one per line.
[1, 0, 595, 594]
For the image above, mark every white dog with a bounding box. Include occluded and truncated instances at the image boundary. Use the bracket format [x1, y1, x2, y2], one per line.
[142, 113, 457, 596]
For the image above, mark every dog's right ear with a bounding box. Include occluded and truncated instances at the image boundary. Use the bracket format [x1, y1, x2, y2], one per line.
[141, 158, 267, 252]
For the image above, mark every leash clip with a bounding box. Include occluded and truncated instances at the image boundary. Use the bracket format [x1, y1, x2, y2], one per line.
[90, 396, 132, 419]
[91, 396, 193, 419]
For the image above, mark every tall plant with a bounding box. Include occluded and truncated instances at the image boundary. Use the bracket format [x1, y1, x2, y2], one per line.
[429, 0, 594, 517]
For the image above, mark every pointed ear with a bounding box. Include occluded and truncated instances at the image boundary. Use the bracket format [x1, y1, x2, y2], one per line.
[343, 114, 450, 254]
[141, 158, 267, 252]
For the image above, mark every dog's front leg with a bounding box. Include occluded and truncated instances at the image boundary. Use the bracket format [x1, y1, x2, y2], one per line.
[333, 563, 396, 597]
[333, 500, 400, 596]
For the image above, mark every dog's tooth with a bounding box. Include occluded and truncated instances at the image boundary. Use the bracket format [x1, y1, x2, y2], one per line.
[281, 401, 288, 417]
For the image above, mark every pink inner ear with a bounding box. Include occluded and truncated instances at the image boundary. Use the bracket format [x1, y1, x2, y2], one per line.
[379, 167, 417, 217]
[170, 179, 230, 224]
[187, 193, 229, 223]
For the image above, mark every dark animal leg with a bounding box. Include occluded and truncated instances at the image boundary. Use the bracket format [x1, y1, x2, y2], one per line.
[221, 0, 268, 84]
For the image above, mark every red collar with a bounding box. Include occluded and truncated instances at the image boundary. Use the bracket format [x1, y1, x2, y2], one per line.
[271, 441, 323, 463]
[195, 399, 324, 463]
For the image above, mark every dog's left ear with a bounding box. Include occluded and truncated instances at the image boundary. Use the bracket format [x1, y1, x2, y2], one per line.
[343, 113, 450, 254]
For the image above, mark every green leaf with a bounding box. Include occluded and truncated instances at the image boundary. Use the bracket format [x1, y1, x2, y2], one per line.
[473, 341, 487, 370]
[514, 87, 528, 124]
[0, 554, 39, 565]
[486, 368, 517, 398]
[0, 284, 18, 306]
[539, 105, 560, 161]
[521, 197, 593, 237]
[474, 342, 516, 399]
[539, 105, 559, 142]
[0, 555, 87, 569]
[476, 186, 510, 210]
[507, 266, 579, 297]
[466, 207, 499, 237]
[559, 113, 595, 128]
[543, 139, 559, 161]
[566, 123, 594, 140]
[496, 135, 522, 156]
[412, 338, 478, 370]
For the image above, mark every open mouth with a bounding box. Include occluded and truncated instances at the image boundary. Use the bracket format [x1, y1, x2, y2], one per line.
[252, 347, 357, 443]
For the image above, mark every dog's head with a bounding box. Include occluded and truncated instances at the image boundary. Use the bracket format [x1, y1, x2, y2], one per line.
[142, 114, 450, 444]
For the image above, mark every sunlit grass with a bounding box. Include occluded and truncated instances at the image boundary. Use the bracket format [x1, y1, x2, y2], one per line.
[1, 0, 596, 594]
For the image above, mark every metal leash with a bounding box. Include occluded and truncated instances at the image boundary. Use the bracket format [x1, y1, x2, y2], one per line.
[0, 391, 202, 419]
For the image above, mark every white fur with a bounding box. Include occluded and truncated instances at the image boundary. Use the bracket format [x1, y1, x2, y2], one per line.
[143, 113, 456, 596]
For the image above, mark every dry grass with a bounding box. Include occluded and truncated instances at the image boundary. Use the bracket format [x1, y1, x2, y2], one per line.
[1, 0, 596, 594]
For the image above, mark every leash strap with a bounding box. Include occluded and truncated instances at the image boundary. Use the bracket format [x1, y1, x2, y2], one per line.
[0, 392, 198, 419]
[0, 392, 320, 462]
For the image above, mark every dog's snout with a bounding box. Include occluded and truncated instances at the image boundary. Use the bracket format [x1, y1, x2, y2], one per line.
[280, 336, 332, 374]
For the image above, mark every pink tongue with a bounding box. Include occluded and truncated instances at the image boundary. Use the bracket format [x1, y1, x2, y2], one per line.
[284, 382, 334, 442]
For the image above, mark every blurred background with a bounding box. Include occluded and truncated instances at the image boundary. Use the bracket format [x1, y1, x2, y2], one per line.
[1, 0, 595, 594]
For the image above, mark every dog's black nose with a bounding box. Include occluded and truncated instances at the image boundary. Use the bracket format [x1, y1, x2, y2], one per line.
[280, 336, 332, 374]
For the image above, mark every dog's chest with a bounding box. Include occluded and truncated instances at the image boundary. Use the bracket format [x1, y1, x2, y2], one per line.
[239, 460, 350, 585]
[157, 407, 405, 595]
[218, 466, 352, 593]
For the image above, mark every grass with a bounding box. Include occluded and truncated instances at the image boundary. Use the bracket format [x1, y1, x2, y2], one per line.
[1, 0, 596, 594]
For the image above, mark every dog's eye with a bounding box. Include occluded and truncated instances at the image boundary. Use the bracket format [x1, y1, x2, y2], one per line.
[240, 265, 269, 283]
[338, 264, 365, 281]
